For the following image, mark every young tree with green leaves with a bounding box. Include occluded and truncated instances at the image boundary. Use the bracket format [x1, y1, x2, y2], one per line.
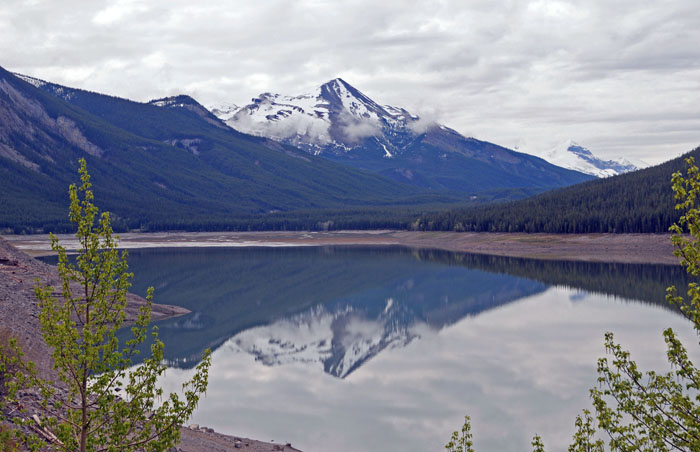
[445, 416, 474, 452]
[1, 158, 211, 452]
[446, 157, 700, 451]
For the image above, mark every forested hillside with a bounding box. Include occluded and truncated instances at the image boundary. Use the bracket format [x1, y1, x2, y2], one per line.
[0, 67, 457, 233]
[412, 147, 700, 233]
[128, 148, 698, 234]
[2, 65, 691, 235]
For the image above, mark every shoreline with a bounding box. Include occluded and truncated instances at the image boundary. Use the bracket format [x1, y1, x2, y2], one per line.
[3, 231, 679, 265]
[0, 231, 678, 451]
[0, 237, 295, 452]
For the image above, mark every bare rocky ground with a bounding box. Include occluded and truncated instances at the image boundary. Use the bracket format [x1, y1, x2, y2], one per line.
[392, 231, 679, 264]
[5, 230, 679, 265]
[0, 237, 300, 452]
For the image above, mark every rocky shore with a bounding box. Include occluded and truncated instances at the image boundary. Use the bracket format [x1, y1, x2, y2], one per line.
[5, 230, 678, 265]
[0, 237, 301, 452]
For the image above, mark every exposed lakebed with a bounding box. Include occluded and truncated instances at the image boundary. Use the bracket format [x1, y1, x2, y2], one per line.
[40, 246, 700, 452]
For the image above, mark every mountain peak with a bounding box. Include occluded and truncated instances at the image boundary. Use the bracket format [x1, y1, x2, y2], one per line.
[148, 94, 200, 108]
[322, 77, 350, 88]
[149, 94, 228, 129]
[319, 77, 375, 107]
[529, 140, 641, 177]
[212, 78, 412, 153]
[561, 140, 594, 158]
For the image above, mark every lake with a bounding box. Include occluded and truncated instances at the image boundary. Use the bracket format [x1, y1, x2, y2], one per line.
[41, 246, 700, 451]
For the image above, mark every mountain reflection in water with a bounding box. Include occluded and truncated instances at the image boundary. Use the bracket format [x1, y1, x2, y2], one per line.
[73, 246, 688, 378]
[39, 246, 698, 451]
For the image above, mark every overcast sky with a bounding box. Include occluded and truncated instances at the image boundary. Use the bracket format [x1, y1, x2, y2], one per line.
[3, 0, 699, 164]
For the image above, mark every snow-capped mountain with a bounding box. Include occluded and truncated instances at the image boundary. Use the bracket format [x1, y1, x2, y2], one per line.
[214, 78, 424, 157]
[210, 79, 593, 193]
[208, 103, 239, 122]
[522, 140, 644, 178]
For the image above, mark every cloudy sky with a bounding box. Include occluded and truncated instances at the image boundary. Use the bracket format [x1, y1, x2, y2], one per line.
[3, 0, 699, 164]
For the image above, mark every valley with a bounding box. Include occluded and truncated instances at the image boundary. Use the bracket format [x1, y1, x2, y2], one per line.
[0, 62, 694, 452]
[4, 2, 700, 451]
[2, 64, 693, 238]
[0, 67, 604, 234]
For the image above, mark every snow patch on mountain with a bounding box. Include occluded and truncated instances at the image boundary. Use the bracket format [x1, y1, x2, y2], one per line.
[150, 98, 186, 108]
[14, 73, 46, 89]
[14, 73, 76, 101]
[380, 141, 393, 158]
[221, 88, 332, 151]
[208, 103, 239, 122]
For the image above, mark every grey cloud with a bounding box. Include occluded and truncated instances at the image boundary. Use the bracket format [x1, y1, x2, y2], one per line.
[338, 111, 383, 143]
[407, 117, 438, 135]
[2, 0, 700, 164]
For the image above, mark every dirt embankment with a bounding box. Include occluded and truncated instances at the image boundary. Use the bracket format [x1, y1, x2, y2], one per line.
[391, 231, 679, 265]
[4, 231, 678, 265]
[0, 237, 297, 452]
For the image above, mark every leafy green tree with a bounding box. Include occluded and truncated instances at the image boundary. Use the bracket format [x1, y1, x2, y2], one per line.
[445, 416, 475, 452]
[1, 158, 211, 452]
[446, 156, 700, 451]
[583, 156, 700, 451]
[531, 435, 546, 452]
[567, 411, 603, 452]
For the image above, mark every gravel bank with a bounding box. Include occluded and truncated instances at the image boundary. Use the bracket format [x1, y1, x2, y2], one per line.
[5, 231, 678, 265]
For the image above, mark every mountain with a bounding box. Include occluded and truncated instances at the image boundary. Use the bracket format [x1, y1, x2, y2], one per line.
[208, 103, 239, 122]
[0, 68, 452, 233]
[213, 78, 594, 193]
[520, 140, 644, 177]
[414, 146, 700, 233]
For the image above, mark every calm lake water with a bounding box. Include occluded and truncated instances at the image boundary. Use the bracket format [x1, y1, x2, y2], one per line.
[41, 246, 700, 451]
